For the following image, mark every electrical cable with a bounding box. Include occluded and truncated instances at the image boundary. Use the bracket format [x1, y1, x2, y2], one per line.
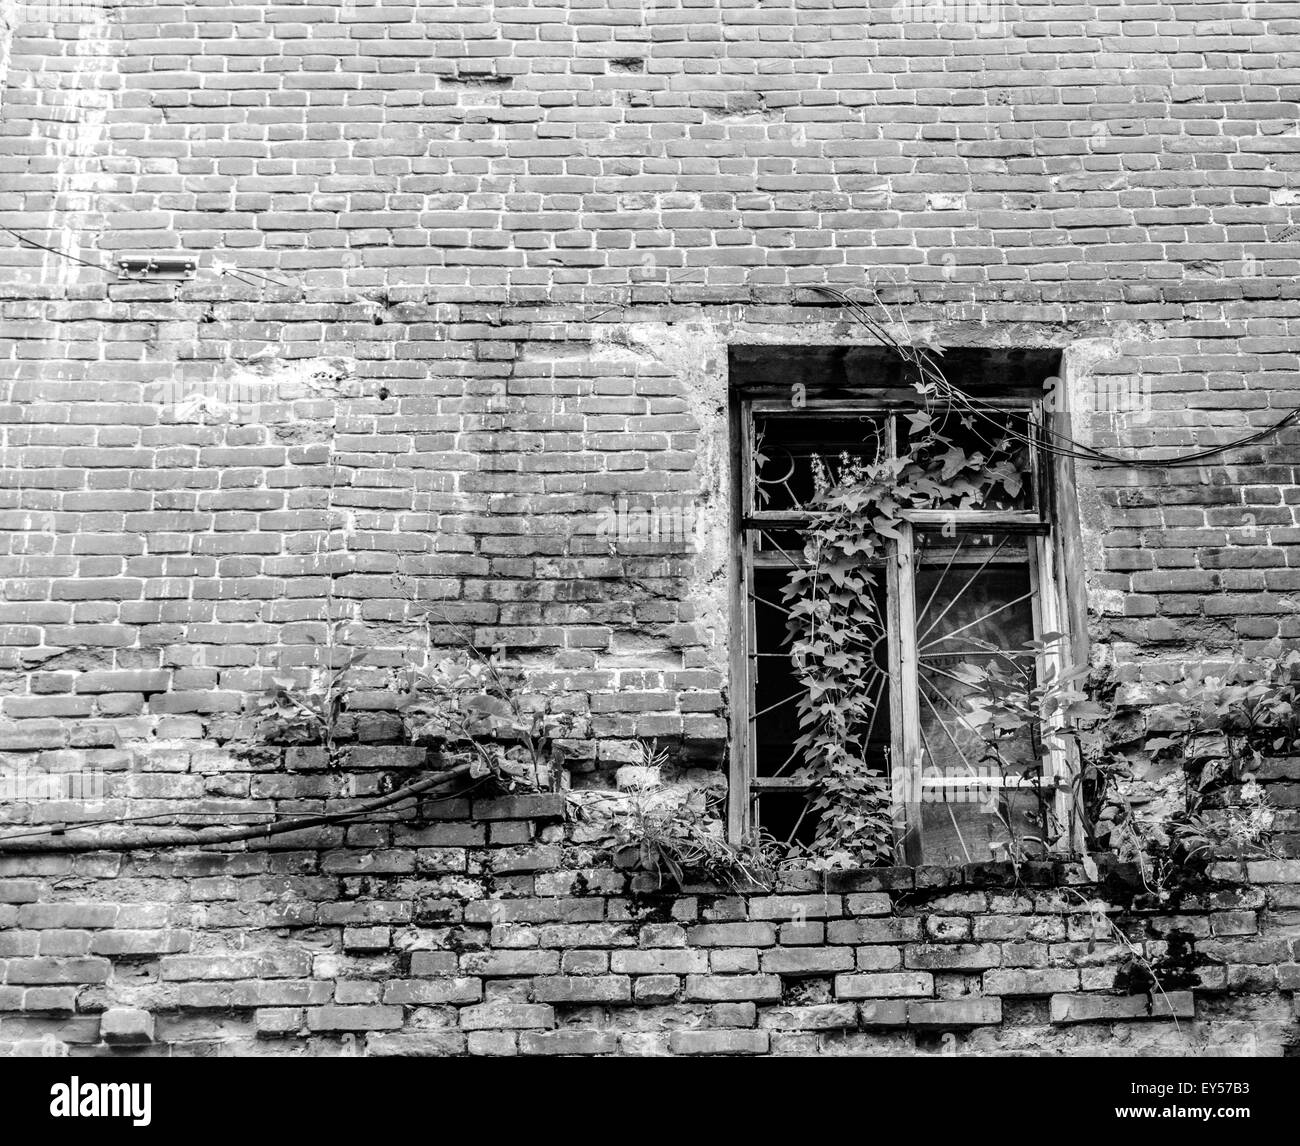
[0, 762, 481, 853]
[810, 285, 1300, 469]
[815, 287, 1196, 466]
[813, 286, 1127, 466]
[0, 770, 484, 845]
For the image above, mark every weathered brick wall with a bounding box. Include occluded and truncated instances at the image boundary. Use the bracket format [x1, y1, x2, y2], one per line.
[1, 2, 1299, 1054]
[0, 772, 1297, 1057]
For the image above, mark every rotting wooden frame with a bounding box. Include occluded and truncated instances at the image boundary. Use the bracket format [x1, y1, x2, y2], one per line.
[728, 381, 1085, 865]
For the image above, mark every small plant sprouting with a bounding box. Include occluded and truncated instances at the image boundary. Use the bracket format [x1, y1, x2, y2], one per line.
[257, 619, 365, 767]
[611, 741, 778, 891]
[398, 615, 575, 793]
[953, 641, 1108, 863]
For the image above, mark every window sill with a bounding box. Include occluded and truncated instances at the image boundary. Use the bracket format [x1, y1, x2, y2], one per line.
[633, 855, 1150, 897]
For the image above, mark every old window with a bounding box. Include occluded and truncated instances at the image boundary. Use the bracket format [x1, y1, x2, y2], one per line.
[728, 347, 1082, 866]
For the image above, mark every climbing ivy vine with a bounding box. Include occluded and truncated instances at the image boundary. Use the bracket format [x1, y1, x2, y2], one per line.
[778, 377, 1030, 868]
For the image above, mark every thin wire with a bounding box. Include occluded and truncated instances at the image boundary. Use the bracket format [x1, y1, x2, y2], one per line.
[822, 289, 1178, 467]
[934, 373, 1300, 469]
[586, 266, 707, 322]
[812, 287, 1101, 466]
[230, 266, 298, 290]
[218, 267, 267, 291]
[811, 285, 1300, 470]
[0, 225, 112, 273]
[4, 225, 306, 296]
[814, 284, 1275, 468]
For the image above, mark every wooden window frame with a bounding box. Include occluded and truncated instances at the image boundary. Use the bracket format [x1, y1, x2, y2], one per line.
[728, 386, 1085, 864]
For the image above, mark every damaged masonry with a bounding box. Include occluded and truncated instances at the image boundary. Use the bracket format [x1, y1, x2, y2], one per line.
[0, 0, 1297, 1071]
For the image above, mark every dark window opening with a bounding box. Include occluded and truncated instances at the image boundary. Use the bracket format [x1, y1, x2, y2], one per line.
[729, 346, 1076, 866]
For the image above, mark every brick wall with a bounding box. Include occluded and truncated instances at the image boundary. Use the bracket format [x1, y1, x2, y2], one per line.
[0, 765, 1297, 1057]
[1, 2, 1299, 1054]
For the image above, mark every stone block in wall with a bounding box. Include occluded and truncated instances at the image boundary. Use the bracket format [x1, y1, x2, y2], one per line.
[668, 1030, 769, 1056]
[531, 976, 632, 1004]
[98, 1007, 156, 1044]
[470, 795, 566, 821]
[306, 1006, 403, 1032]
[834, 972, 934, 999]
[458, 1003, 556, 1031]
[683, 974, 781, 1002]
[858, 1000, 909, 1027]
[906, 999, 1003, 1027]
[1049, 991, 1195, 1024]
[982, 969, 1082, 996]
[366, 1033, 467, 1057]
[759, 948, 855, 976]
[758, 1004, 858, 1031]
[254, 1009, 303, 1038]
[519, 1031, 619, 1056]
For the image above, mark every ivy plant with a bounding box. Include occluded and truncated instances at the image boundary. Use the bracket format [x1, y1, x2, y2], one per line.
[780, 378, 1026, 868]
[399, 630, 575, 792]
[953, 645, 1107, 860]
[960, 659, 1285, 896]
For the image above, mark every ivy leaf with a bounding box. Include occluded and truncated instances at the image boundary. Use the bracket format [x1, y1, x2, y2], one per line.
[938, 446, 969, 481]
[906, 411, 933, 435]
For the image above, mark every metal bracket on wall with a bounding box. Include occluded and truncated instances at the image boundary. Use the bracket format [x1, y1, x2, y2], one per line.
[116, 256, 197, 281]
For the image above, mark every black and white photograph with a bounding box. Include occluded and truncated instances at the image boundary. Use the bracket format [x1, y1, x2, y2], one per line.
[0, 0, 1295, 1120]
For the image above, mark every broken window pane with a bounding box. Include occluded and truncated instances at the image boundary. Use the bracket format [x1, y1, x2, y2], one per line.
[750, 548, 892, 851]
[752, 412, 891, 513]
[918, 789, 1045, 866]
[914, 530, 1049, 864]
[900, 407, 1038, 513]
[914, 531, 1037, 775]
[754, 790, 820, 850]
[750, 566, 891, 784]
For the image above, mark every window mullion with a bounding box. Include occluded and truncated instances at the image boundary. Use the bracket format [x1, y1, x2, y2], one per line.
[1030, 529, 1079, 853]
[1028, 402, 1048, 524]
[729, 397, 755, 843]
[889, 520, 924, 866]
[740, 400, 756, 519]
[733, 526, 757, 842]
